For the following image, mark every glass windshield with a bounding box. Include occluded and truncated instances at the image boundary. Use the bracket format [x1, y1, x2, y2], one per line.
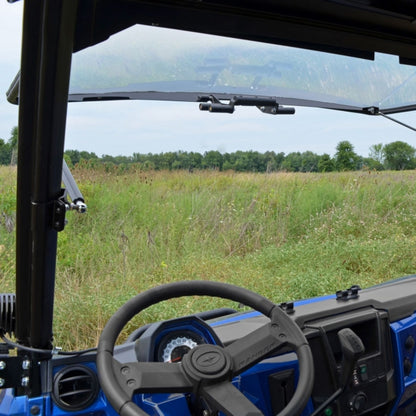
[69, 24, 416, 113]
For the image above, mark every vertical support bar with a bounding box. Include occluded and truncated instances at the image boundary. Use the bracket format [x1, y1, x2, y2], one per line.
[15, 0, 78, 351]
[15, 0, 43, 347]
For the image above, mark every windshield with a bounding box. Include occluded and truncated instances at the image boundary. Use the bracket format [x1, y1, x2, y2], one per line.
[69, 24, 416, 113]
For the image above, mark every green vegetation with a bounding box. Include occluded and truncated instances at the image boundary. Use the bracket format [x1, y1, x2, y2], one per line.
[2, 167, 416, 350]
[62, 140, 416, 173]
[0, 127, 17, 165]
[2, 126, 416, 173]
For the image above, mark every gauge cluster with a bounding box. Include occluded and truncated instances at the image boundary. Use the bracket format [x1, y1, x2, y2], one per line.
[157, 330, 205, 362]
[134, 316, 222, 362]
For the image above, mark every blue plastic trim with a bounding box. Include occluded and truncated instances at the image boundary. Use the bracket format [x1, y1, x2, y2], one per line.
[389, 312, 416, 415]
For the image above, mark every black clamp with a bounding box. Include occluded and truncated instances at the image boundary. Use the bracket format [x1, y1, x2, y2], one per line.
[279, 302, 295, 314]
[197, 94, 295, 115]
[336, 285, 361, 301]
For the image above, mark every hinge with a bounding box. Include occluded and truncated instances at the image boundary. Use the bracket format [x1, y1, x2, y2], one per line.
[52, 190, 67, 232]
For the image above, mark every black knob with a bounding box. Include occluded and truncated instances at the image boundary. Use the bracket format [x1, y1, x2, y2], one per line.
[405, 335, 415, 350]
[337, 328, 365, 387]
[348, 392, 367, 413]
[404, 357, 413, 375]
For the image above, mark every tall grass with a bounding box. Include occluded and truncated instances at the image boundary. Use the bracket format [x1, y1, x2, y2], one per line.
[2, 167, 416, 349]
[0, 166, 16, 293]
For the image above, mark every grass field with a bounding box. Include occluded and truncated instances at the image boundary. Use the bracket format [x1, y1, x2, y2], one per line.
[2, 166, 416, 350]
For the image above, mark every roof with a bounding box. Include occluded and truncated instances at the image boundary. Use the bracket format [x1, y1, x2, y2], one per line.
[71, 0, 416, 63]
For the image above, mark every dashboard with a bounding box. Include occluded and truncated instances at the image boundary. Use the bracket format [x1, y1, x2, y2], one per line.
[14, 275, 416, 416]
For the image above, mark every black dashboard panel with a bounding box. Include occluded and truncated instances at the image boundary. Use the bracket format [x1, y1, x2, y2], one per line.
[305, 308, 395, 415]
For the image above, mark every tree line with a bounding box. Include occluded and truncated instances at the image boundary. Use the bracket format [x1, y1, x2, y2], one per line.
[1, 126, 416, 172]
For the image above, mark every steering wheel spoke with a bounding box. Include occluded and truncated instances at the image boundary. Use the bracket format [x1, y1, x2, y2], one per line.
[226, 306, 307, 375]
[202, 380, 264, 416]
[225, 322, 285, 375]
[112, 360, 193, 396]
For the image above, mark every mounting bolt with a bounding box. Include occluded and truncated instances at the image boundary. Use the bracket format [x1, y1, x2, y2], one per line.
[0, 361, 6, 370]
[30, 405, 40, 415]
[22, 360, 31, 370]
[21, 376, 30, 387]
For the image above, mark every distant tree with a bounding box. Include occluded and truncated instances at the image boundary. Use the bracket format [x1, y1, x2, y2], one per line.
[202, 151, 223, 170]
[263, 151, 282, 172]
[383, 141, 416, 170]
[0, 139, 12, 165]
[274, 152, 285, 171]
[335, 140, 359, 171]
[188, 152, 203, 170]
[9, 126, 18, 148]
[170, 150, 202, 170]
[149, 153, 161, 169]
[232, 151, 250, 172]
[318, 154, 335, 172]
[281, 152, 302, 172]
[65, 149, 97, 165]
[362, 157, 384, 171]
[369, 143, 384, 164]
[248, 150, 268, 172]
[64, 150, 80, 165]
[101, 154, 116, 164]
[8, 126, 18, 165]
[80, 150, 98, 161]
[222, 153, 235, 171]
[101, 154, 130, 165]
[159, 152, 176, 170]
[355, 155, 364, 170]
[300, 151, 320, 172]
[132, 152, 150, 164]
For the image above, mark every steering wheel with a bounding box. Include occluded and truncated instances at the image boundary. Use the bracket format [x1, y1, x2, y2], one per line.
[97, 280, 314, 416]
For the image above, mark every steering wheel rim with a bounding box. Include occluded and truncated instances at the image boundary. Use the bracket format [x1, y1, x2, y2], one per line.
[97, 280, 314, 416]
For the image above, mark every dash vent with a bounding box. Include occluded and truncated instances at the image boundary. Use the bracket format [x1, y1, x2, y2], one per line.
[52, 365, 99, 411]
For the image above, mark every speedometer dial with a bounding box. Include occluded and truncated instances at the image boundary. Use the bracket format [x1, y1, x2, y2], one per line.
[157, 331, 205, 362]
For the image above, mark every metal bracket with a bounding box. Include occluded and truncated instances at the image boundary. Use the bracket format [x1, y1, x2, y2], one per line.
[0, 354, 39, 392]
[52, 192, 67, 232]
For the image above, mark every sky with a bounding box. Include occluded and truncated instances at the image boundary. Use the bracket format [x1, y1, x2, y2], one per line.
[1, 1, 416, 159]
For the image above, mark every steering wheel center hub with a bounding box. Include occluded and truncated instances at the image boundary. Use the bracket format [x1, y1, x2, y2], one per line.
[183, 344, 231, 380]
